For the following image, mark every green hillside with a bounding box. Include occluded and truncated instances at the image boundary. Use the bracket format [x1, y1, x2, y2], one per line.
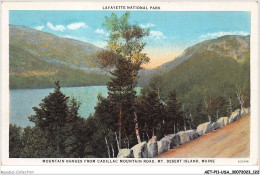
[10, 25, 250, 92]
[147, 50, 249, 98]
[10, 25, 102, 67]
[143, 35, 250, 123]
[138, 35, 250, 86]
[9, 25, 110, 89]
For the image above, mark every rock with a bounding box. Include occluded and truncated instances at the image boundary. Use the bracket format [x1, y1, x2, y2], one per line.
[241, 107, 250, 116]
[131, 142, 148, 158]
[147, 136, 158, 158]
[178, 131, 190, 144]
[217, 117, 229, 127]
[241, 108, 246, 116]
[185, 130, 199, 140]
[229, 109, 241, 123]
[157, 139, 169, 154]
[117, 149, 134, 158]
[196, 122, 214, 136]
[195, 130, 201, 137]
[212, 122, 221, 130]
[163, 134, 180, 148]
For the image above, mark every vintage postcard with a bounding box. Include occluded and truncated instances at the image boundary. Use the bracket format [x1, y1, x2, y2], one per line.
[1, 1, 259, 174]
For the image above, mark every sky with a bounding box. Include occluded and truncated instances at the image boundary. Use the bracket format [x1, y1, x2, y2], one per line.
[9, 11, 250, 68]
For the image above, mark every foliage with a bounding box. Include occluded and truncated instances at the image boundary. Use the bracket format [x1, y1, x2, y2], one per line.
[10, 25, 101, 68]
[9, 17, 250, 158]
[144, 48, 250, 127]
[20, 126, 54, 158]
[9, 26, 110, 89]
[136, 90, 165, 140]
[165, 91, 185, 133]
[10, 62, 110, 89]
[95, 11, 150, 149]
[10, 81, 89, 158]
[63, 98, 87, 157]
[9, 124, 23, 158]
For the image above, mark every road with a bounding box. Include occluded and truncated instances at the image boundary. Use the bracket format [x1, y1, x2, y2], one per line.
[157, 114, 250, 158]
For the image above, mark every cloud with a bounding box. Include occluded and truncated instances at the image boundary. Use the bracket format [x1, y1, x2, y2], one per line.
[63, 35, 81, 41]
[47, 22, 65, 31]
[149, 30, 166, 40]
[63, 35, 75, 39]
[199, 31, 249, 40]
[34, 26, 44, 31]
[67, 22, 87, 30]
[95, 28, 105, 35]
[92, 41, 107, 48]
[95, 28, 109, 36]
[140, 23, 155, 28]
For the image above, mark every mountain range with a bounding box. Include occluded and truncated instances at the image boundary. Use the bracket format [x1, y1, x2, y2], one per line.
[9, 25, 250, 90]
[137, 34, 250, 86]
[143, 34, 250, 108]
[10, 25, 110, 89]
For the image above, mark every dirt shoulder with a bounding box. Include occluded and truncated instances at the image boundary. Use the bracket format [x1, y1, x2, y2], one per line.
[157, 114, 250, 158]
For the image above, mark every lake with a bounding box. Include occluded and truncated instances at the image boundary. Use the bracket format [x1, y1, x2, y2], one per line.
[10, 86, 141, 128]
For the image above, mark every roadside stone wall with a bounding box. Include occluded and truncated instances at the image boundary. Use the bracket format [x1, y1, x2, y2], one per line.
[117, 107, 250, 158]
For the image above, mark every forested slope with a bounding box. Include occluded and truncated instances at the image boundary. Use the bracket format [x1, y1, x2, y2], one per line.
[9, 25, 110, 89]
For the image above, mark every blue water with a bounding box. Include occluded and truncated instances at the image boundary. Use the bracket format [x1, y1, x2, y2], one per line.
[10, 86, 141, 128]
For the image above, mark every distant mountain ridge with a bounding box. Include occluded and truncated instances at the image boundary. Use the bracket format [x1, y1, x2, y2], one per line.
[9, 25, 250, 89]
[143, 34, 250, 105]
[138, 35, 250, 86]
[9, 25, 111, 89]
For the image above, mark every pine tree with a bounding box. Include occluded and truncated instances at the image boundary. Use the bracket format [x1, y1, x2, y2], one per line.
[96, 12, 150, 147]
[20, 126, 53, 158]
[136, 90, 165, 140]
[165, 91, 184, 134]
[63, 98, 85, 157]
[9, 124, 23, 158]
[28, 81, 69, 157]
[94, 94, 117, 130]
[13, 82, 87, 158]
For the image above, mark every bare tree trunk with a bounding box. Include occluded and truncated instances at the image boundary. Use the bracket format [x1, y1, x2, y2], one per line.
[177, 123, 179, 132]
[174, 122, 176, 134]
[123, 140, 127, 149]
[216, 108, 219, 120]
[114, 132, 120, 151]
[184, 119, 186, 131]
[119, 108, 122, 149]
[236, 91, 244, 110]
[208, 115, 211, 123]
[133, 111, 141, 144]
[190, 112, 195, 128]
[204, 98, 212, 123]
[105, 137, 110, 158]
[152, 129, 154, 137]
[125, 133, 130, 149]
[146, 132, 150, 140]
[184, 120, 186, 131]
[111, 143, 115, 158]
[182, 105, 187, 131]
[228, 98, 233, 115]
